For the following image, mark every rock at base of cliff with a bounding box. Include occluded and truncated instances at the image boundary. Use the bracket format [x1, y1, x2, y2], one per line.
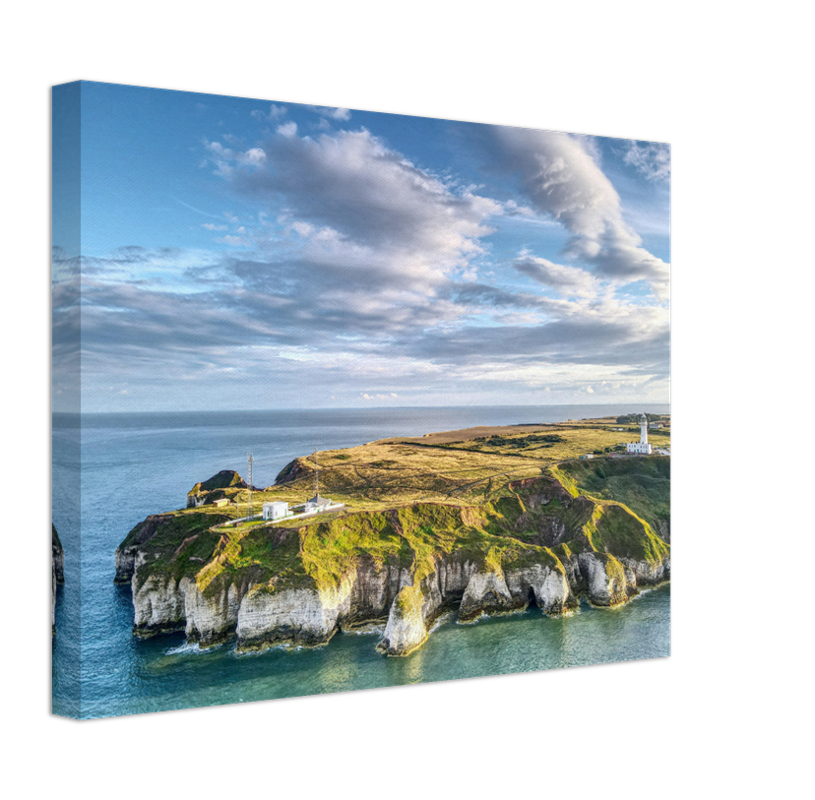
[578, 552, 635, 607]
[376, 585, 429, 656]
[458, 570, 519, 622]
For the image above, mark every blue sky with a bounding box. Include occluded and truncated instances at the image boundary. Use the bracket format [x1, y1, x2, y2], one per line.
[53, 81, 670, 412]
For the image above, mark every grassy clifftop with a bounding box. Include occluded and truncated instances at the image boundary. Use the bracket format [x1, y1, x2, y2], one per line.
[116, 418, 670, 618]
[558, 456, 670, 541]
[144, 500, 560, 598]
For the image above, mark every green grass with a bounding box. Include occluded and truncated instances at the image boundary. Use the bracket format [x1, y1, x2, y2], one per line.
[585, 504, 669, 565]
[300, 511, 410, 591]
[122, 509, 231, 589]
[129, 491, 600, 600]
[120, 425, 670, 601]
[559, 456, 670, 536]
[196, 524, 309, 594]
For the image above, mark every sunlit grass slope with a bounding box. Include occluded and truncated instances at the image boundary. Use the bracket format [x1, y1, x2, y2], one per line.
[117, 417, 670, 602]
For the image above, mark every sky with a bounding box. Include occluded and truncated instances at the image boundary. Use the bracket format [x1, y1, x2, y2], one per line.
[52, 82, 670, 412]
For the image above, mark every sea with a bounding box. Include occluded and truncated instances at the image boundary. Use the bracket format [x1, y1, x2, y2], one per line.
[52, 404, 670, 719]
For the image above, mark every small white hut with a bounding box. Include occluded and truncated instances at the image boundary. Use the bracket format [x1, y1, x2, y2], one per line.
[262, 501, 289, 521]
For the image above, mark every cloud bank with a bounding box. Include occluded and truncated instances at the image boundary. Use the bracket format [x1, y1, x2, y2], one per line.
[63, 114, 670, 411]
[483, 128, 670, 299]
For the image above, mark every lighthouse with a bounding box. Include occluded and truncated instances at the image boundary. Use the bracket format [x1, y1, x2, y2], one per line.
[626, 413, 653, 455]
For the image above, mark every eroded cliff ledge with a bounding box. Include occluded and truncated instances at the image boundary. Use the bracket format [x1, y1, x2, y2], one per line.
[52, 524, 65, 635]
[115, 458, 669, 656]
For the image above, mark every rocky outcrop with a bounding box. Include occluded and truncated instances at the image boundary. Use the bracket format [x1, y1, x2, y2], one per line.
[52, 524, 64, 635]
[116, 464, 670, 657]
[132, 571, 188, 636]
[123, 543, 670, 654]
[126, 559, 409, 652]
[238, 585, 346, 650]
[619, 555, 671, 586]
[115, 514, 174, 584]
[372, 557, 581, 654]
[186, 470, 250, 508]
[116, 510, 231, 638]
[274, 458, 310, 486]
[578, 552, 632, 606]
[505, 564, 575, 616]
[377, 586, 429, 655]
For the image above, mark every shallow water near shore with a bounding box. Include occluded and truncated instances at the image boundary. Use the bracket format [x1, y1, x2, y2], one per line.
[52, 404, 670, 719]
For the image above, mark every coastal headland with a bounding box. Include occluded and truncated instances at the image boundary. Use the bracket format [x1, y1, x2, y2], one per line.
[114, 416, 670, 656]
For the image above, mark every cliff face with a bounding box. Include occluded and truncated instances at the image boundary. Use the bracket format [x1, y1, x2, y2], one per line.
[115, 463, 669, 656]
[375, 558, 575, 656]
[52, 524, 64, 635]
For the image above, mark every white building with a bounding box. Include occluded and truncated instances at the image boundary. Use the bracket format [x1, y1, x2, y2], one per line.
[304, 495, 333, 513]
[626, 414, 653, 455]
[262, 501, 289, 521]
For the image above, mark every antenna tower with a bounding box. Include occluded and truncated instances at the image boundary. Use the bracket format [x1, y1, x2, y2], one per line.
[247, 451, 254, 517]
[314, 450, 319, 498]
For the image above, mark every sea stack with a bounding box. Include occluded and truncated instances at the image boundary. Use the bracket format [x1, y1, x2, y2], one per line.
[52, 524, 65, 635]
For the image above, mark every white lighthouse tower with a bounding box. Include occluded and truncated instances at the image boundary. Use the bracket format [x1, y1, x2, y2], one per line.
[626, 413, 653, 455]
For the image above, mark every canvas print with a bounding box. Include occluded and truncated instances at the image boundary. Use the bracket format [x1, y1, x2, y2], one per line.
[52, 81, 670, 719]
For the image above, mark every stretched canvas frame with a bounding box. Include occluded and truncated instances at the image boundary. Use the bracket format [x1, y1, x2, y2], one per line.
[52, 81, 670, 719]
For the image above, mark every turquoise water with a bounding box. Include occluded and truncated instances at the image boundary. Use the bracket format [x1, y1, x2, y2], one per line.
[52, 405, 670, 719]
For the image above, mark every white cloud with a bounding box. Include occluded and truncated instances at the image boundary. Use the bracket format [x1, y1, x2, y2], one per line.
[216, 234, 250, 247]
[214, 127, 501, 295]
[244, 147, 266, 164]
[308, 105, 352, 120]
[513, 255, 598, 297]
[623, 140, 671, 181]
[74, 122, 669, 411]
[205, 141, 270, 175]
[291, 220, 314, 237]
[486, 128, 669, 299]
[276, 121, 298, 138]
[251, 104, 287, 122]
